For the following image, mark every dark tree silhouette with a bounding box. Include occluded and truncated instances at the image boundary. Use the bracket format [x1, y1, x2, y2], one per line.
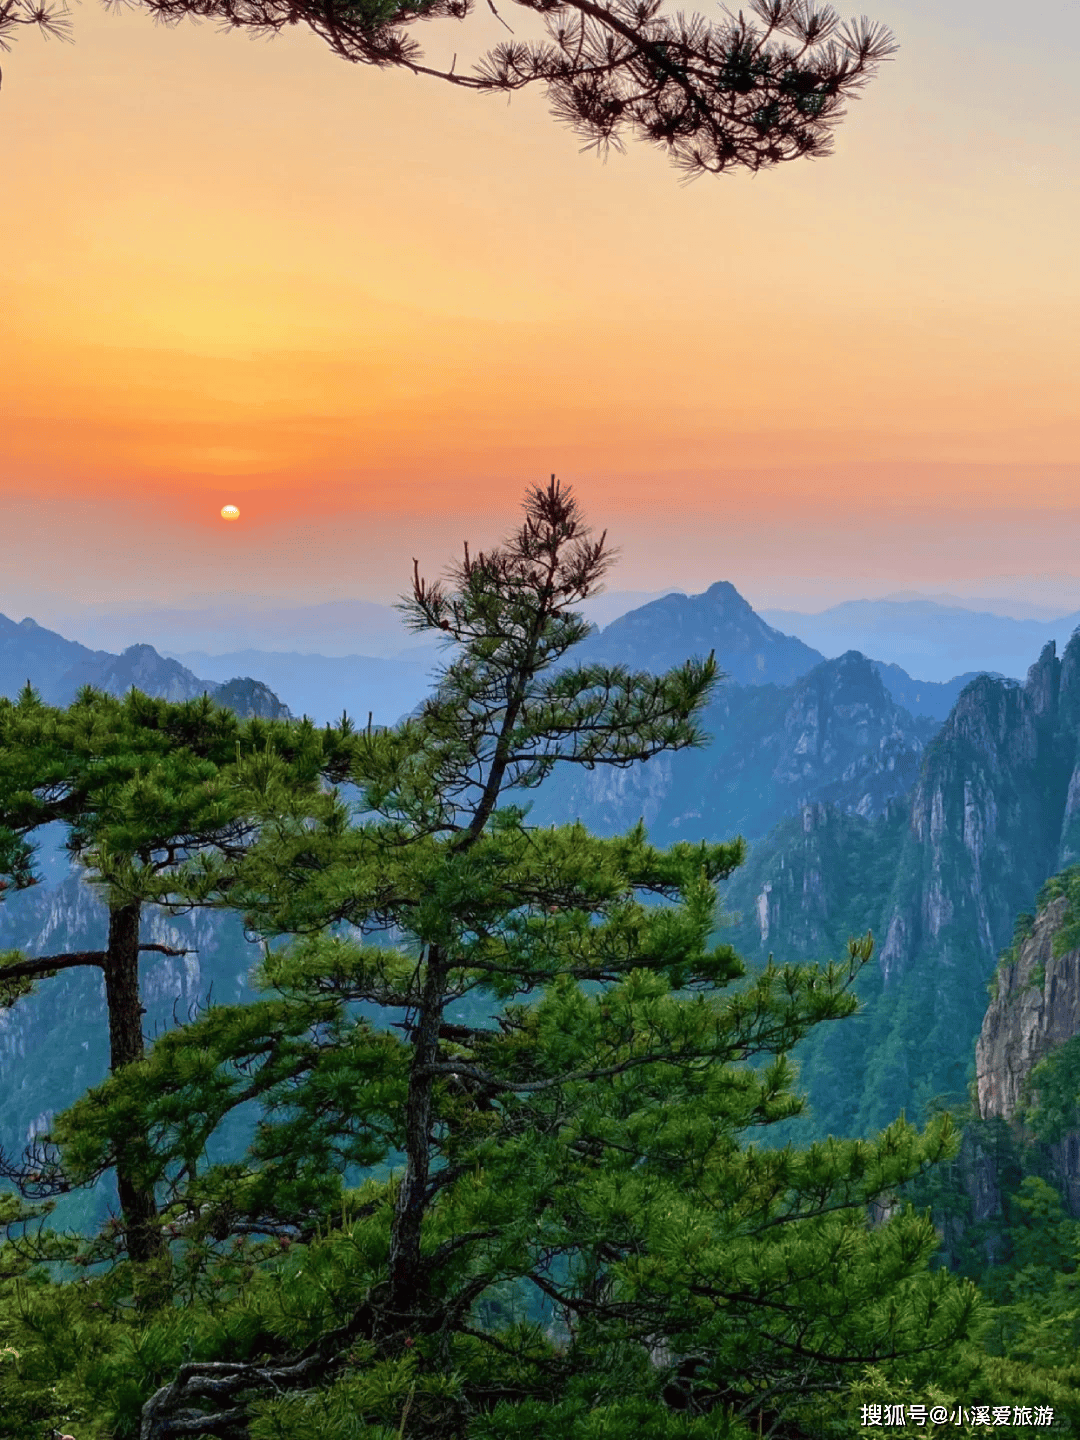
[0, 0, 896, 180]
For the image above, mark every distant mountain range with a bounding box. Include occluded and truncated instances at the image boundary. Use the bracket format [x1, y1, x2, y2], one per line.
[30, 587, 1080, 675]
[11, 584, 1079, 724]
[0, 614, 291, 718]
[875, 589, 1073, 621]
[3, 586, 1012, 729]
[759, 597, 1080, 684]
[37, 590, 684, 660]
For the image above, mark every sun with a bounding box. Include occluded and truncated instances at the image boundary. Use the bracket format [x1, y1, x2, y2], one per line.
[220, 504, 240, 522]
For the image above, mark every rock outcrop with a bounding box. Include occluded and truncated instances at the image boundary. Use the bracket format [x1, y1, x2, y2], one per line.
[974, 882, 1080, 1216]
[977, 896, 1076, 1122]
[211, 676, 292, 720]
[876, 637, 1080, 989]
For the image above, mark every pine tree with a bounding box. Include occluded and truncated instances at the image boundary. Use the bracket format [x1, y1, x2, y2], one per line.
[21, 480, 982, 1437]
[0, 687, 354, 1264]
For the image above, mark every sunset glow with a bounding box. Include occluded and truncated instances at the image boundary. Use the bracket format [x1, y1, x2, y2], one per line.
[2, 0, 1078, 618]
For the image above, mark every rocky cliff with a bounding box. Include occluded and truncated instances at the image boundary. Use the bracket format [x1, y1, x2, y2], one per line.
[974, 876, 1080, 1218]
[718, 631, 1080, 1143]
[210, 676, 292, 720]
[977, 896, 1077, 1124]
[876, 637, 1080, 990]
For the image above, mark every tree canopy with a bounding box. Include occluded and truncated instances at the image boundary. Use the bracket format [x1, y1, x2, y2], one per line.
[0, 686, 356, 1261]
[0, 0, 896, 180]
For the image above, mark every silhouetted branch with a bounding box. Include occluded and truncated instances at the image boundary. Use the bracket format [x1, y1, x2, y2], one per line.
[1, 0, 896, 179]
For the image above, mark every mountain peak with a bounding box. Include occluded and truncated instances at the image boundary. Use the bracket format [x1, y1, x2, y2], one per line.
[1026, 640, 1062, 720]
[578, 581, 825, 688]
[703, 580, 747, 603]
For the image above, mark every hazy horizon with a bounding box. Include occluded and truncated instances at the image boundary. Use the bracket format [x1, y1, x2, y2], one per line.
[4, 583, 1079, 686]
[6, 578, 1080, 642]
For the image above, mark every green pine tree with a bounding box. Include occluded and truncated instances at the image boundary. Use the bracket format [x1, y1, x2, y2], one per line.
[0, 686, 355, 1263]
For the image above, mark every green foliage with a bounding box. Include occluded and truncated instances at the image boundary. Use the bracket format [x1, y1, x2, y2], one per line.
[987, 911, 1036, 1002]
[0, 684, 356, 950]
[0, 1190, 373, 1437]
[890, 1088, 1080, 1433]
[0, 680, 361, 1259]
[1035, 862, 1080, 959]
[1022, 1032, 1080, 1145]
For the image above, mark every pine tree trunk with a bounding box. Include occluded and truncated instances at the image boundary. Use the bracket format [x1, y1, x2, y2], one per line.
[104, 898, 163, 1263]
[387, 943, 445, 1323]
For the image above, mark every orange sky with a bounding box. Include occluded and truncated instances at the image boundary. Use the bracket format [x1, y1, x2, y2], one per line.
[2, 0, 1079, 617]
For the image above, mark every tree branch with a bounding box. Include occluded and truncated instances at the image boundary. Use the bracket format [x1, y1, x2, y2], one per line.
[0, 941, 193, 983]
[0, 949, 107, 979]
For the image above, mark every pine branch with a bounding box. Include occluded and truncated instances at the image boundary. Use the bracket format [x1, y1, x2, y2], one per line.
[0, 941, 193, 982]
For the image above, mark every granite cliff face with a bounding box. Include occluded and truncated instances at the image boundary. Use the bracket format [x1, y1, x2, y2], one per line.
[718, 632, 1080, 1142]
[973, 887, 1080, 1218]
[876, 638, 1080, 990]
[977, 896, 1078, 1123]
[771, 650, 936, 812]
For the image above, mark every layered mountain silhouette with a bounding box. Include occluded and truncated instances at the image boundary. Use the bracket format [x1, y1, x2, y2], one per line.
[0, 614, 290, 718]
[529, 650, 940, 844]
[575, 581, 824, 684]
[574, 582, 999, 722]
[46, 590, 682, 659]
[760, 597, 1080, 684]
[6, 590, 994, 728]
